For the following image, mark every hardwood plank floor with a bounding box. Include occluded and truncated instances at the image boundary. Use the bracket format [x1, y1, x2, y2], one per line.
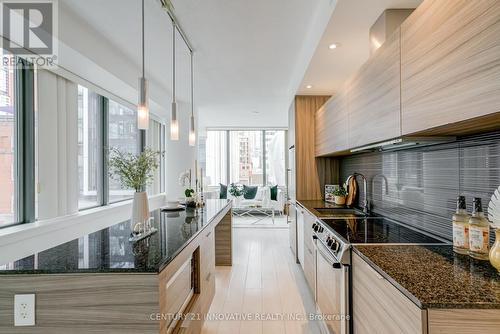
[202, 228, 322, 334]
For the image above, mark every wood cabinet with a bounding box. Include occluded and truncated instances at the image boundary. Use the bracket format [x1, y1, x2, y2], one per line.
[401, 0, 500, 135]
[302, 210, 316, 295]
[315, 87, 348, 156]
[352, 253, 425, 334]
[348, 28, 401, 148]
[295, 96, 331, 200]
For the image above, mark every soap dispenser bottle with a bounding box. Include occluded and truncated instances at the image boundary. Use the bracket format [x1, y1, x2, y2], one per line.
[468, 197, 490, 260]
[452, 196, 470, 255]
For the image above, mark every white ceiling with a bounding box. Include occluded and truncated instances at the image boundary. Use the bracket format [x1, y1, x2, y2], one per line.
[298, 0, 422, 95]
[61, 0, 337, 129]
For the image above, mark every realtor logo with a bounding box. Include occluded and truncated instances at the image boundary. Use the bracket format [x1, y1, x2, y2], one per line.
[1, 0, 57, 56]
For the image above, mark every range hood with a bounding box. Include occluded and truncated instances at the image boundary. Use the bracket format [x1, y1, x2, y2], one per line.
[350, 137, 456, 153]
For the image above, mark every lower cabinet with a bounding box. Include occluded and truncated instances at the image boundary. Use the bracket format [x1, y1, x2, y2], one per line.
[302, 210, 316, 296]
[352, 253, 425, 334]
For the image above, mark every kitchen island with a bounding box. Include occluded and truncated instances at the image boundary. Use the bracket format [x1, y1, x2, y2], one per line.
[0, 199, 232, 334]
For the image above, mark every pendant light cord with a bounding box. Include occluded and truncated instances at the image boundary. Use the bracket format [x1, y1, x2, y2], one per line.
[142, 0, 145, 78]
[190, 51, 194, 117]
[172, 21, 176, 102]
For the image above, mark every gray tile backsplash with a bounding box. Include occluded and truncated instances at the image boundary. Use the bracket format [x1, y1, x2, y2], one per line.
[340, 132, 500, 241]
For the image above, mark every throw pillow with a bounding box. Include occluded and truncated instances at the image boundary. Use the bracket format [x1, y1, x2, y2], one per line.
[219, 183, 227, 199]
[270, 185, 278, 201]
[243, 185, 258, 199]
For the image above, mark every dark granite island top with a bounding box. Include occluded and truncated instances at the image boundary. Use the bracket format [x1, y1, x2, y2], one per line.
[0, 199, 231, 274]
[353, 245, 500, 309]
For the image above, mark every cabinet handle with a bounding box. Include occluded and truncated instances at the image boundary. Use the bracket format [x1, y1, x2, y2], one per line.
[206, 272, 211, 281]
[206, 231, 212, 237]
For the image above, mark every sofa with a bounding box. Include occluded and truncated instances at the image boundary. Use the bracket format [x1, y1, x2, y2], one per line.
[205, 185, 286, 215]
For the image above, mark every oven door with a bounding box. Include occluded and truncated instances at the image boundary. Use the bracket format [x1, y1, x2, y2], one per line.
[315, 240, 349, 334]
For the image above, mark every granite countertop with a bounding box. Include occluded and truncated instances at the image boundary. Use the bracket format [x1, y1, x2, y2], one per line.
[353, 245, 500, 309]
[0, 199, 231, 275]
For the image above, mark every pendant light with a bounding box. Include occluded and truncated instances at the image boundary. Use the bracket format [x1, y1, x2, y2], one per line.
[137, 0, 149, 130]
[170, 22, 179, 140]
[188, 51, 195, 146]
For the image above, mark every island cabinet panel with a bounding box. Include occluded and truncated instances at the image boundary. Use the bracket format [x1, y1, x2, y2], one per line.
[315, 88, 348, 156]
[401, 0, 500, 135]
[0, 274, 159, 334]
[352, 253, 425, 334]
[215, 210, 232, 266]
[427, 309, 500, 334]
[348, 28, 401, 149]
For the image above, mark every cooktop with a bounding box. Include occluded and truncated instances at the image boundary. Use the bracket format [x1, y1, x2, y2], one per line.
[320, 217, 445, 245]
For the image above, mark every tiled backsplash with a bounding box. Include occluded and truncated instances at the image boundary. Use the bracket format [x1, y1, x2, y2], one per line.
[340, 132, 500, 241]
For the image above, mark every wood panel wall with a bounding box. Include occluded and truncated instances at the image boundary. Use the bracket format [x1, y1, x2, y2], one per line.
[294, 95, 331, 200]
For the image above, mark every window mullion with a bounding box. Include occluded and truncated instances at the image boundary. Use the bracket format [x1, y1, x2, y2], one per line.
[15, 58, 35, 224]
[101, 96, 109, 206]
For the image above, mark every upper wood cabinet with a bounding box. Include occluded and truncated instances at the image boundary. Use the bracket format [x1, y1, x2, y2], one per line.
[315, 87, 348, 156]
[401, 0, 500, 135]
[348, 28, 402, 149]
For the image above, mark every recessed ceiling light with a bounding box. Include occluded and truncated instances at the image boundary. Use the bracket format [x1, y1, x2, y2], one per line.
[251, 110, 260, 114]
[328, 43, 339, 50]
[306, 85, 313, 89]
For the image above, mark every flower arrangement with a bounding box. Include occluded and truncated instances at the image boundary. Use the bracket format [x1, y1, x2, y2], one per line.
[108, 148, 160, 192]
[228, 183, 245, 197]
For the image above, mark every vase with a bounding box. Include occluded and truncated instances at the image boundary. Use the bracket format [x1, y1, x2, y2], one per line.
[334, 196, 346, 205]
[490, 229, 500, 273]
[131, 191, 150, 234]
[234, 196, 241, 207]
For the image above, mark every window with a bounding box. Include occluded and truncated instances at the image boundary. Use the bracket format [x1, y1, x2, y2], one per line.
[0, 53, 16, 227]
[229, 131, 263, 185]
[77, 86, 101, 209]
[108, 99, 140, 203]
[204, 130, 286, 187]
[146, 119, 165, 195]
[265, 131, 286, 186]
[205, 131, 228, 186]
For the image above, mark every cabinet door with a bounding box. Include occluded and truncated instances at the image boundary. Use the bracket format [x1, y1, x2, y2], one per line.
[348, 28, 401, 149]
[315, 88, 348, 156]
[352, 253, 424, 334]
[288, 203, 298, 263]
[302, 211, 316, 295]
[297, 208, 305, 268]
[401, 0, 500, 135]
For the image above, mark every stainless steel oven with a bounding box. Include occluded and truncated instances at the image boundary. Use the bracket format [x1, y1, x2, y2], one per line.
[312, 224, 350, 334]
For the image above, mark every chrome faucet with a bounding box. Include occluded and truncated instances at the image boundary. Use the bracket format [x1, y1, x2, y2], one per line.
[371, 174, 389, 210]
[346, 173, 369, 214]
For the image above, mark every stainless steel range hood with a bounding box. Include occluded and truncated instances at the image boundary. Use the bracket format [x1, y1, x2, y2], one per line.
[350, 137, 456, 153]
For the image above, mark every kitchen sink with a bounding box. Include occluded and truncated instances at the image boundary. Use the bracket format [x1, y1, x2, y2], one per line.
[313, 207, 367, 218]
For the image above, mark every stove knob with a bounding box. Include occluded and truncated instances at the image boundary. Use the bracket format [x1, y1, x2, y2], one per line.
[318, 226, 324, 233]
[312, 223, 317, 230]
[327, 239, 334, 247]
[314, 225, 319, 232]
[330, 240, 337, 251]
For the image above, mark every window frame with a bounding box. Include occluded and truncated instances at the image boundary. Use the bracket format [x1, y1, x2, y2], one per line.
[205, 129, 287, 187]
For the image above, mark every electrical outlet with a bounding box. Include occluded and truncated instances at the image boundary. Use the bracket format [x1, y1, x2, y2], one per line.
[14, 294, 35, 326]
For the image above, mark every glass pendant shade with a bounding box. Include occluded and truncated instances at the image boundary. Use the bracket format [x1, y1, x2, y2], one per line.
[170, 101, 179, 140]
[137, 77, 149, 130]
[188, 114, 195, 146]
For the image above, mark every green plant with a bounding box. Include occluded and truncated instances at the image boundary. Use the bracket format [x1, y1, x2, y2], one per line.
[333, 185, 348, 197]
[185, 188, 195, 198]
[228, 183, 245, 197]
[108, 148, 160, 192]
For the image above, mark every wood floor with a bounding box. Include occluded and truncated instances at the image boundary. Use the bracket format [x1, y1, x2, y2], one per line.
[201, 228, 322, 334]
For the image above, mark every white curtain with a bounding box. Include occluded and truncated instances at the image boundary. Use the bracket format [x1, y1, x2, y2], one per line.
[37, 70, 79, 219]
